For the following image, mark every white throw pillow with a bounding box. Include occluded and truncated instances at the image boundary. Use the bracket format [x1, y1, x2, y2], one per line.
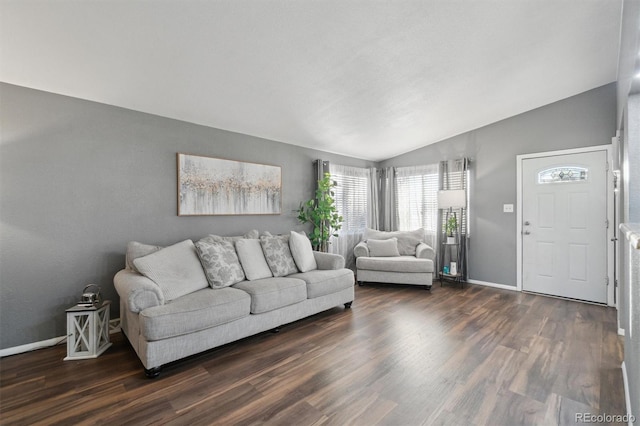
[364, 228, 424, 255]
[367, 237, 401, 257]
[133, 240, 209, 301]
[236, 239, 273, 280]
[126, 241, 163, 272]
[289, 231, 317, 272]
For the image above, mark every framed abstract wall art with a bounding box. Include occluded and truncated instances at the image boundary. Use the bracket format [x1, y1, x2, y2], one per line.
[177, 153, 282, 216]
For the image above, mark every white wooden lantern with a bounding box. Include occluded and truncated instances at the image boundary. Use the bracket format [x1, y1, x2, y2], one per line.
[64, 301, 112, 360]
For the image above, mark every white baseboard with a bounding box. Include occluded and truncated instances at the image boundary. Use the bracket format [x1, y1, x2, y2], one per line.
[621, 361, 632, 426]
[0, 318, 121, 358]
[466, 279, 518, 292]
[0, 336, 66, 358]
[618, 316, 623, 336]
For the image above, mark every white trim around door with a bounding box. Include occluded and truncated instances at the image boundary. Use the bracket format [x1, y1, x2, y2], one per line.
[516, 144, 615, 306]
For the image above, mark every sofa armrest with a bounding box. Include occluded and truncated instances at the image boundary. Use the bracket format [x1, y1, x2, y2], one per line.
[114, 269, 165, 313]
[313, 251, 345, 270]
[416, 243, 436, 261]
[353, 241, 369, 258]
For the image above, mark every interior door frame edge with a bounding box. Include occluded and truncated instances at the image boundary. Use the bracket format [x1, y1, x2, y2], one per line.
[516, 144, 614, 306]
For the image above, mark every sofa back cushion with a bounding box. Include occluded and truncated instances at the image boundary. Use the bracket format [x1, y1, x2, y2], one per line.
[133, 240, 209, 301]
[367, 237, 401, 257]
[236, 239, 273, 280]
[126, 241, 163, 272]
[195, 239, 246, 288]
[365, 228, 424, 256]
[289, 231, 318, 272]
[198, 229, 259, 244]
[260, 235, 299, 277]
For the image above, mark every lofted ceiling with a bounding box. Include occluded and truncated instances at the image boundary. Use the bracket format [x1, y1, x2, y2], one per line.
[0, 0, 623, 161]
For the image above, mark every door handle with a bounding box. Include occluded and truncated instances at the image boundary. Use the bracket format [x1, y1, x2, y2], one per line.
[523, 230, 531, 235]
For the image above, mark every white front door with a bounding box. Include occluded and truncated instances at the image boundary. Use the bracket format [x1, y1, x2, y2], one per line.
[521, 150, 608, 303]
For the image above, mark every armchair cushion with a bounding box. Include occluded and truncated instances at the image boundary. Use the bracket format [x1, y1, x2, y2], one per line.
[356, 256, 434, 273]
[364, 228, 424, 255]
[367, 238, 401, 257]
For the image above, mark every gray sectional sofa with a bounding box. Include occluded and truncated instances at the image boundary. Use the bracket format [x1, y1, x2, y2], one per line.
[114, 230, 354, 377]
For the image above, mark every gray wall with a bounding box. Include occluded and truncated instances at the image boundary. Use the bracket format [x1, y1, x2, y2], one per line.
[381, 83, 617, 287]
[0, 83, 374, 349]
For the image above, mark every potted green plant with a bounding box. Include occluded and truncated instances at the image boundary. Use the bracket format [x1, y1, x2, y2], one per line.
[445, 215, 458, 244]
[296, 172, 343, 252]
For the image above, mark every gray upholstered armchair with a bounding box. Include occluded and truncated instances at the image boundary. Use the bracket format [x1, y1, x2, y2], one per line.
[354, 228, 435, 290]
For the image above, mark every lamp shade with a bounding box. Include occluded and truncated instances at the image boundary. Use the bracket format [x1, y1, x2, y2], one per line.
[438, 189, 466, 209]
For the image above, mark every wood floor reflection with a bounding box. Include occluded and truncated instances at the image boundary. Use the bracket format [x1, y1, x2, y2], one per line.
[0, 283, 626, 425]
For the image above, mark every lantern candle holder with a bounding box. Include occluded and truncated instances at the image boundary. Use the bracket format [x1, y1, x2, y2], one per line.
[64, 300, 111, 360]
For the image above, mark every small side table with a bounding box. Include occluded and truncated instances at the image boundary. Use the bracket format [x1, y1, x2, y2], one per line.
[64, 301, 112, 360]
[439, 271, 465, 288]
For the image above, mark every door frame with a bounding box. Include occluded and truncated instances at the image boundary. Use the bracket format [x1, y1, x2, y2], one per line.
[516, 144, 615, 306]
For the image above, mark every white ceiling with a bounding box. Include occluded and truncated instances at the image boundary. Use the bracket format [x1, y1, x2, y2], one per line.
[0, 1, 623, 161]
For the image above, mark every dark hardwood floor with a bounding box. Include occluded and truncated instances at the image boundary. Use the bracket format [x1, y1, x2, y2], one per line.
[0, 283, 626, 425]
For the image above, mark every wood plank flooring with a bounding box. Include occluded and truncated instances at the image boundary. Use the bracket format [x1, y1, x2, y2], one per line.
[0, 283, 626, 425]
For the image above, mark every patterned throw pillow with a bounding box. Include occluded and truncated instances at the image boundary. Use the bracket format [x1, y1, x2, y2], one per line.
[260, 235, 299, 277]
[194, 240, 246, 288]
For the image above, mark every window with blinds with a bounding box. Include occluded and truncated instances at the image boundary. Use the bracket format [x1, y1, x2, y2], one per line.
[329, 165, 369, 234]
[395, 165, 439, 233]
[441, 162, 469, 236]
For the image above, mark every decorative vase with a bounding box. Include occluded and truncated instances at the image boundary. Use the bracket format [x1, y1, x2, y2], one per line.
[447, 236, 455, 244]
[450, 262, 457, 276]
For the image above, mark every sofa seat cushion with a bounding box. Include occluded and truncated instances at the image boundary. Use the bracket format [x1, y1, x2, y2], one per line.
[232, 277, 307, 314]
[288, 269, 355, 299]
[139, 287, 251, 341]
[356, 256, 434, 273]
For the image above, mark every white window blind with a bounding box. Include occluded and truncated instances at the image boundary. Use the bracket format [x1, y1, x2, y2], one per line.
[395, 164, 439, 248]
[329, 164, 369, 234]
[441, 159, 469, 236]
[328, 164, 370, 269]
